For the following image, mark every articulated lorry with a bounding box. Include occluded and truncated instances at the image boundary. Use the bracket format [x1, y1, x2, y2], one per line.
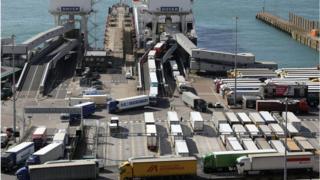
[202, 149, 277, 172]
[119, 156, 197, 180]
[16, 160, 99, 180]
[181, 92, 207, 112]
[108, 95, 149, 113]
[236, 152, 314, 175]
[2, 142, 35, 171]
[25, 143, 64, 165]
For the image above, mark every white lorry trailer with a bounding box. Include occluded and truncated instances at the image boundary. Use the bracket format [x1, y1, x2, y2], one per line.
[257, 125, 274, 140]
[219, 123, 234, 145]
[167, 111, 180, 127]
[226, 137, 243, 151]
[268, 123, 285, 138]
[269, 140, 286, 153]
[190, 111, 204, 131]
[237, 112, 252, 124]
[16, 160, 99, 180]
[26, 143, 64, 165]
[83, 94, 109, 106]
[241, 138, 259, 151]
[225, 112, 241, 125]
[52, 132, 68, 149]
[212, 112, 228, 130]
[259, 111, 277, 124]
[181, 92, 207, 112]
[282, 112, 301, 131]
[244, 124, 261, 139]
[255, 138, 273, 150]
[293, 136, 316, 152]
[108, 95, 149, 113]
[1, 142, 35, 171]
[171, 124, 184, 143]
[248, 112, 265, 125]
[236, 152, 314, 175]
[146, 124, 158, 150]
[281, 122, 299, 137]
[232, 124, 248, 139]
[175, 140, 189, 157]
[144, 112, 155, 125]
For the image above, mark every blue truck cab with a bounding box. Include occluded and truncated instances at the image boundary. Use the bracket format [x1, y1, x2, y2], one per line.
[25, 155, 40, 165]
[108, 100, 118, 113]
[1, 152, 15, 171]
[16, 166, 29, 180]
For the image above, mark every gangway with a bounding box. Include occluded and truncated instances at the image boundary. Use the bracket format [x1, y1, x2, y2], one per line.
[2, 23, 74, 54]
[161, 43, 177, 64]
[174, 33, 196, 56]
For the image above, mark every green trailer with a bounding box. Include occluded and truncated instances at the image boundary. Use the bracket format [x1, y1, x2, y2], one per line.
[202, 149, 277, 172]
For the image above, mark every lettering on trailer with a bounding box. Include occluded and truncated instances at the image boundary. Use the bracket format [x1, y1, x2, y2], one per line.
[24, 107, 82, 114]
[147, 165, 158, 172]
[61, 6, 80, 12]
[146, 164, 185, 173]
[160, 7, 179, 12]
[275, 85, 288, 96]
[119, 98, 148, 107]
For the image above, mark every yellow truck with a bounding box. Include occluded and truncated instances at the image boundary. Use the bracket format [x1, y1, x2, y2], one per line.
[119, 156, 197, 180]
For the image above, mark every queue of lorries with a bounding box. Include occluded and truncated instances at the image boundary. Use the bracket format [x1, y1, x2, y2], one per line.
[118, 110, 318, 180]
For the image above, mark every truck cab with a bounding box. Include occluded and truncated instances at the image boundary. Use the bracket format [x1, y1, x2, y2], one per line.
[236, 156, 250, 174]
[1, 153, 15, 171]
[16, 166, 29, 180]
[109, 117, 119, 133]
[108, 100, 119, 113]
[26, 155, 40, 165]
[119, 161, 132, 180]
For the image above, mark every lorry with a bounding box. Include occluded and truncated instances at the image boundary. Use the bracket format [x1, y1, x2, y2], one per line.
[32, 127, 47, 150]
[226, 137, 243, 151]
[244, 124, 261, 139]
[241, 138, 259, 151]
[280, 138, 301, 152]
[269, 140, 286, 153]
[181, 92, 207, 112]
[109, 116, 120, 133]
[175, 140, 189, 157]
[282, 111, 301, 131]
[170, 124, 184, 143]
[202, 149, 277, 172]
[108, 95, 149, 113]
[219, 123, 234, 144]
[189, 111, 204, 131]
[70, 102, 96, 120]
[146, 124, 158, 150]
[268, 123, 285, 138]
[281, 122, 299, 137]
[119, 156, 197, 180]
[255, 138, 273, 150]
[236, 152, 314, 175]
[225, 112, 241, 125]
[232, 124, 248, 139]
[144, 112, 155, 125]
[16, 159, 99, 180]
[25, 143, 64, 165]
[2, 142, 34, 171]
[237, 112, 252, 124]
[293, 136, 316, 152]
[82, 94, 109, 106]
[248, 112, 265, 125]
[167, 111, 179, 127]
[257, 124, 274, 140]
[212, 112, 228, 130]
[256, 99, 306, 113]
[259, 111, 277, 124]
[52, 132, 68, 149]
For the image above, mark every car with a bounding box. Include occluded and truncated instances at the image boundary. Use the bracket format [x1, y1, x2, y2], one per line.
[60, 113, 70, 120]
[1, 88, 12, 100]
[208, 102, 214, 108]
[214, 102, 223, 108]
[93, 85, 103, 90]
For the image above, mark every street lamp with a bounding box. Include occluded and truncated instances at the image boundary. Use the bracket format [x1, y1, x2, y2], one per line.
[234, 16, 239, 106]
[12, 34, 17, 143]
[281, 97, 292, 180]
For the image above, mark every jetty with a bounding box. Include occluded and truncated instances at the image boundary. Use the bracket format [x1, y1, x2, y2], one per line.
[256, 12, 320, 51]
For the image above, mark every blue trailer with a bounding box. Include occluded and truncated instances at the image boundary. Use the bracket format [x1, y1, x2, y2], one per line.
[70, 102, 96, 120]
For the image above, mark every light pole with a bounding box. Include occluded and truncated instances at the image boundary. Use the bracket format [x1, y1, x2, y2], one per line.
[12, 34, 17, 143]
[262, 0, 266, 12]
[284, 97, 288, 180]
[234, 16, 239, 106]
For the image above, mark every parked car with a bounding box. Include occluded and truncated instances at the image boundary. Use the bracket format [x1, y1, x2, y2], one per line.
[214, 102, 224, 108]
